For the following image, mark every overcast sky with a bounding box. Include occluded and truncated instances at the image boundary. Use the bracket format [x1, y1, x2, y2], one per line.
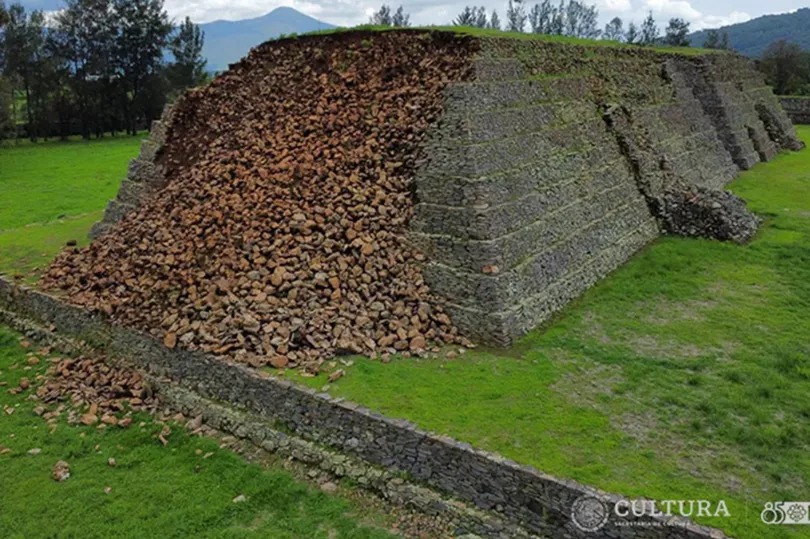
[17, 0, 808, 31]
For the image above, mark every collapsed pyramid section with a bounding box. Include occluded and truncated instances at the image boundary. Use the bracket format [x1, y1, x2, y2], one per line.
[44, 30, 802, 365]
[44, 32, 478, 369]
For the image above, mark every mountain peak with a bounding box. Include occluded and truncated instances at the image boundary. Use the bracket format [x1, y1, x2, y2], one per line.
[252, 6, 319, 21]
[200, 7, 335, 71]
[267, 6, 302, 15]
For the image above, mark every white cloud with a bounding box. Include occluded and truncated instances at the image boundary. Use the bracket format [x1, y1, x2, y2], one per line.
[595, 0, 633, 14]
[643, 0, 701, 19]
[642, 0, 750, 30]
[701, 10, 752, 29]
[42, 9, 63, 26]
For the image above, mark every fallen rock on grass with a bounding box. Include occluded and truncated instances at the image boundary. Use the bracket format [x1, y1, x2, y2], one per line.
[35, 355, 156, 424]
[52, 460, 70, 482]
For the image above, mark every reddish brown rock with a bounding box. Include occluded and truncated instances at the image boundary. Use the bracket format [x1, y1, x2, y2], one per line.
[163, 332, 177, 349]
[52, 460, 71, 482]
[409, 335, 426, 351]
[41, 32, 476, 370]
[269, 355, 289, 369]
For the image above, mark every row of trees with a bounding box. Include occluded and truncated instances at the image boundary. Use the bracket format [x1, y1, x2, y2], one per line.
[369, 5, 411, 27]
[373, 2, 733, 49]
[0, 0, 207, 141]
[4, 1, 794, 141]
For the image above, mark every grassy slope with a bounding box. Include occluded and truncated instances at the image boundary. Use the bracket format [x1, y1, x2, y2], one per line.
[284, 25, 716, 56]
[0, 329, 393, 539]
[0, 136, 142, 281]
[290, 127, 810, 538]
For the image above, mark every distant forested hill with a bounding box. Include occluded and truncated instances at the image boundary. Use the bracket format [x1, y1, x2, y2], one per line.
[689, 8, 810, 57]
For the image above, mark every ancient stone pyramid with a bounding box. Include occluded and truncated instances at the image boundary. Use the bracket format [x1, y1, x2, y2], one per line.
[43, 30, 802, 369]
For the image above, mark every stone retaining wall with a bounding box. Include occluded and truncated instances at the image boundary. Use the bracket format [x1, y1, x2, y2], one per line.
[88, 105, 173, 239]
[0, 310, 539, 539]
[779, 96, 810, 124]
[0, 277, 729, 539]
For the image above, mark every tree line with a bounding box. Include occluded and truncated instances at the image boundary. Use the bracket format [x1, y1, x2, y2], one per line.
[371, 1, 732, 48]
[0, 0, 207, 142]
[375, 3, 810, 97]
[2, 0, 802, 142]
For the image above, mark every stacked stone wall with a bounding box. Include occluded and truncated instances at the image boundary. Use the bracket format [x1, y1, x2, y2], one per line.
[88, 106, 173, 239]
[0, 277, 730, 539]
[779, 96, 810, 124]
[411, 40, 801, 345]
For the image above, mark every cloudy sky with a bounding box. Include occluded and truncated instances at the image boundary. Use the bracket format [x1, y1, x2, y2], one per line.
[17, 0, 808, 31]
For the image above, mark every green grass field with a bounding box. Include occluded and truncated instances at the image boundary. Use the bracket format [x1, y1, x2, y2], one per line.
[0, 329, 395, 539]
[288, 130, 810, 538]
[1, 127, 809, 538]
[0, 135, 142, 281]
[0, 137, 397, 539]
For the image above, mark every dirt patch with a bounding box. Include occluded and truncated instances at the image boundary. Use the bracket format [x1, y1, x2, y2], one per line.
[627, 335, 709, 359]
[580, 312, 736, 360]
[640, 297, 719, 326]
[549, 349, 626, 408]
[550, 351, 766, 497]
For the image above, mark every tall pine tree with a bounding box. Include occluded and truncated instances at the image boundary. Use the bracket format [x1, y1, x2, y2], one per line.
[167, 16, 207, 95]
[52, 0, 118, 138]
[603, 17, 624, 42]
[2, 3, 48, 140]
[529, 1, 553, 34]
[664, 17, 690, 47]
[113, 0, 171, 134]
[506, 0, 527, 32]
[489, 9, 501, 29]
[640, 11, 658, 46]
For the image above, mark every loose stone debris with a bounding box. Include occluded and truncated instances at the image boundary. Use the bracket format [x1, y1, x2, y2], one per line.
[43, 32, 478, 371]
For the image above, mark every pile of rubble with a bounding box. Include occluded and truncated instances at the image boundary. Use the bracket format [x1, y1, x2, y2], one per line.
[661, 187, 760, 244]
[43, 32, 477, 370]
[36, 355, 156, 425]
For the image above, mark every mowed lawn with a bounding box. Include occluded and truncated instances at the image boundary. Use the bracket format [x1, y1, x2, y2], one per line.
[0, 136, 142, 281]
[0, 136, 396, 539]
[290, 127, 810, 538]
